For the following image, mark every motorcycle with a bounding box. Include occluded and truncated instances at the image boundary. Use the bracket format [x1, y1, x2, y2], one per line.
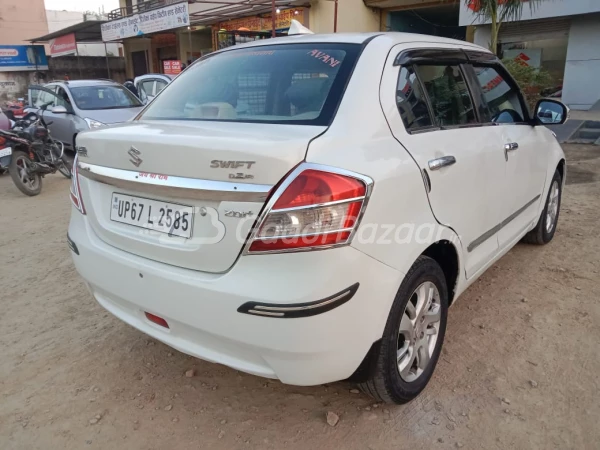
[0, 106, 72, 196]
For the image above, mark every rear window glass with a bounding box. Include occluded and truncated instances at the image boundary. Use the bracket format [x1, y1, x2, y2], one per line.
[140, 43, 361, 126]
[70, 86, 142, 110]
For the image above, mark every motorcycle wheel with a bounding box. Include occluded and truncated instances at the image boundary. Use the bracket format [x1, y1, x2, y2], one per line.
[58, 154, 73, 179]
[9, 150, 42, 196]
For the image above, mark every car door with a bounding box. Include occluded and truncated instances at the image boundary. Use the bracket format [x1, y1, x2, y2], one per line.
[28, 85, 72, 145]
[468, 63, 548, 249]
[50, 85, 78, 146]
[380, 45, 509, 279]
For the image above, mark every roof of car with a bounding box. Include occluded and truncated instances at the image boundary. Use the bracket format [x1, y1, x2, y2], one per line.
[223, 32, 487, 52]
[49, 79, 122, 88]
[134, 74, 174, 81]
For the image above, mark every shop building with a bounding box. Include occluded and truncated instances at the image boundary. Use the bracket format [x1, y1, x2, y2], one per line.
[105, 0, 384, 78]
[460, 0, 600, 111]
[366, 0, 467, 41]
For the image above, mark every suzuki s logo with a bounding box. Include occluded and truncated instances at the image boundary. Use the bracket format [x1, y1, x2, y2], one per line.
[128, 146, 143, 167]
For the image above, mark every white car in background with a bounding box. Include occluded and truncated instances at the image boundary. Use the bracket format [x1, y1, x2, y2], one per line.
[134, 74, 174, 104]
[68, 33, 567, 404]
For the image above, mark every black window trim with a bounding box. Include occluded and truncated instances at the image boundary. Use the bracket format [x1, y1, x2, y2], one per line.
[394, 47, 532, 134]
[394, 47, 499, 66]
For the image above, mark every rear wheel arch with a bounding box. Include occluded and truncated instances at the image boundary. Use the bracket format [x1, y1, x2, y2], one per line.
[421, 240, 460, 305]
[349, 239, 461, 384]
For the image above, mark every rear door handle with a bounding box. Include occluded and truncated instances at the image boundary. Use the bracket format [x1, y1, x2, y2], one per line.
[428, 156, 456, 171]
[504, 142, 519, 151]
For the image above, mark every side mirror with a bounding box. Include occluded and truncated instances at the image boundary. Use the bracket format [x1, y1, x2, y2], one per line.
[535, 99, 569, 125]
[52, 105, 69, 114]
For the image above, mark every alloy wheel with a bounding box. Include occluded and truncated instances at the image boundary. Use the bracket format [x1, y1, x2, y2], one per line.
[546, 180, 560, 233]
[397, 281, 442, 382]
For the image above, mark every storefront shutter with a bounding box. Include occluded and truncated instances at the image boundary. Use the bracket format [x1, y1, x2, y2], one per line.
[498, 18, 571, 43]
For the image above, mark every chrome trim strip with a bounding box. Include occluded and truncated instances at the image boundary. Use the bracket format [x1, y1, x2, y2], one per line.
[238, 283, 359, 319]
[242, 163, 374, 255]
[254, 289, 351, 312]
[468, 194, 541, 252]
[77, 161, 273, 202]
[272, 196, 366, 213]
[255, 228, 355, 241]
[248, 310, 284, 317]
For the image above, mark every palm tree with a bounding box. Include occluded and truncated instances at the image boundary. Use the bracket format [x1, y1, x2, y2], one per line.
[466, 0, 542, 54]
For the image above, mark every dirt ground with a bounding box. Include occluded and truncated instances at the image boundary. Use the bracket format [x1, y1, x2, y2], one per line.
[1, 144, 599, 450]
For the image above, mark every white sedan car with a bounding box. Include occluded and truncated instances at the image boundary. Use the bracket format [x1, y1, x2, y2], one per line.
[69, 33, 567, 404]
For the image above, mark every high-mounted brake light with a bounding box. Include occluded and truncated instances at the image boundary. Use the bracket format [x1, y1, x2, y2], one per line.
[70, 154, 86, 215]
[246, 165, 372, 253]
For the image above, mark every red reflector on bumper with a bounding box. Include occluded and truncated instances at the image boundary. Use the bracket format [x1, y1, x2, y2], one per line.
[145, 312, 169, 329]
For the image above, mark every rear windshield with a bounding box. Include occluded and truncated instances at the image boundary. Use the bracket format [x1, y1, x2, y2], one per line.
[70, 86, 142, 110]
[140, 43, 361, 126]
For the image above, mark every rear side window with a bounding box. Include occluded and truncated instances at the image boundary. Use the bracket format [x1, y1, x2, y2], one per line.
[396, 66, 433, 130]
[414, 65, 477, 127]
[140, 80, 155, 96]
[473, 66, 526, 123]
[140, 43, 361, 126]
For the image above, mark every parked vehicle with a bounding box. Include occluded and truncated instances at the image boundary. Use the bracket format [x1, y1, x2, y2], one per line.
[134, 74, 174, 104]
[0, 109, 9, 131]
[0, 110, 10, 174]
[68, 33, 567, 404]
[27, 80, 144, 151]
[2, 98, 28, 119]
[0, 110, 72, 196]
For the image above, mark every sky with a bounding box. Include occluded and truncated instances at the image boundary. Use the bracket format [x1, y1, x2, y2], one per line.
[44, 0, 120, 14]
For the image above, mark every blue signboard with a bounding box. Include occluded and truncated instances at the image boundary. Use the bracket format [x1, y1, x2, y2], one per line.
[0, 45, 49, 72]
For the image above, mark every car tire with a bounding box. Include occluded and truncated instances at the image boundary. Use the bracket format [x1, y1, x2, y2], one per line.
[359, 256, 448, 404]
[522, 169, 562, 245]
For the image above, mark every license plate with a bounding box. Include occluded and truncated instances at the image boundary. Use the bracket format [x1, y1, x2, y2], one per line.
[110, 193, 194, 238]
[0, 147, 12, 158]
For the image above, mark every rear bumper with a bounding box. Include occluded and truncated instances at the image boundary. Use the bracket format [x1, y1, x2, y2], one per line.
[68, 209, 404, 385]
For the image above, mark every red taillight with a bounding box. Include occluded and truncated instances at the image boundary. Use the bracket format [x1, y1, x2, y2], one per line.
[247, 165, 371, 253]
[273, 170, 365, 209]
[70, 154, 86, 215]
[0, 137, 6, 147]
[145, 312, 169, 329]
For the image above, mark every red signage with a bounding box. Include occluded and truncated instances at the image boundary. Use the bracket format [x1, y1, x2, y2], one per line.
[49, 33, 76, 57]
[163, 59, 182, 75]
